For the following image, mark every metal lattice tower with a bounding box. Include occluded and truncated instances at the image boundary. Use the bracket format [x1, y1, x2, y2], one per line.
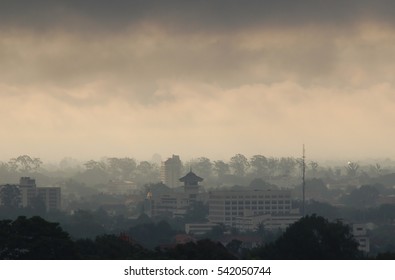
[302, 144, 306, 217]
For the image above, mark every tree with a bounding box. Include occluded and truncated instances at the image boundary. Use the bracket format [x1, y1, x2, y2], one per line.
[342, 185, 380, 208]
[301, 178, 329, 201]
[135, 161, 160, 184]
[0, 185, 21, 209]
[0, 216, 76, 259]
[305, 200, 339, 220]
[107, 157, 137, 180]
[251, 215, 361, 259]
[163, 239, 236, 260]
[183, 201, 209, 223]
[266, 157, 279, 178]
[309, 161, 319, 177]
[29, 195, 47, 215]
[250, 155, 268, 177]
[75, 234, 151, 260]
[346, 161, 359, 177]
[278, 157, 297, 177]
[213, 160, 230, 179]
[229, 154, 249, 177]
[7, 155, 42, 173]
[204, 224, 226, 240]
[84, 160, 106, 171]
[188, 157, 212, 179]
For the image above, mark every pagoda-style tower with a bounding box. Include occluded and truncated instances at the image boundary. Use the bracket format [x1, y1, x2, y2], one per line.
[179, 169, 203, 199]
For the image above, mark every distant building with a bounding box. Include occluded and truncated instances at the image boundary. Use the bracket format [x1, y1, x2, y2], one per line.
[108, 180, 137, 194]
[179, 169, 203, 200]
[145, 170, 205, 218]
[18, 177, 61, 211]
[352, 223, 370, 253]
[185, 223, 218, 235]
[19, 177, 36, 188]
[208, 189, 298, 228]
[161, 155, 182, 188]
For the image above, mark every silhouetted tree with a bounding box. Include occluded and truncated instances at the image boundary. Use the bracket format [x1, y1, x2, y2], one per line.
[183, 201, 208, 223]
[163, 239, 236, 260]
[342, 185, 380, 208]
[75, 234, 151, 260]
[0, 216, 76, 259]
[251, 215, 361, 259]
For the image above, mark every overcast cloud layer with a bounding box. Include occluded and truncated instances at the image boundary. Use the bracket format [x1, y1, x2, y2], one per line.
[1, 1, 395, 162]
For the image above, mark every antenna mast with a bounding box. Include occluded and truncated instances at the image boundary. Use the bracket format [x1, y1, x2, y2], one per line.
[302, 144, 306, 217]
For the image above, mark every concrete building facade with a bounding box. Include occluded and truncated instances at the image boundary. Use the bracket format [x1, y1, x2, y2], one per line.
[16, 177, 61, 211]
[208, 189, 296, 228]
[160, 155, 182, 188]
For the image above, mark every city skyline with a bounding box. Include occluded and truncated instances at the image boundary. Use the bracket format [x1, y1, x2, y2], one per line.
[1, 1, 395, 162]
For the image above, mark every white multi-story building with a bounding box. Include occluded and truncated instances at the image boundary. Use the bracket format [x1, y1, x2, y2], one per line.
[160, 155, 182, 188]
[208, 189, 297, 228]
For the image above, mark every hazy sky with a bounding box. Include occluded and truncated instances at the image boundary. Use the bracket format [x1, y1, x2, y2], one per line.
[1, 1, 395, 162]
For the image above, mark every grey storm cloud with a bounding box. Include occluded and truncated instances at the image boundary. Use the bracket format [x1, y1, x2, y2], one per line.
[1, 0, 394, 105]
[1, 0, 395, 32]
[1, 1, 395, 161]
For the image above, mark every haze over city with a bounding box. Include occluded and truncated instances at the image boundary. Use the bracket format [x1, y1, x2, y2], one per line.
[1, 1, 395, 162]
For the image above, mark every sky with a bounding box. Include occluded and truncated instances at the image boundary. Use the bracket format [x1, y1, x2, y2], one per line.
[1, 0, 395, 163]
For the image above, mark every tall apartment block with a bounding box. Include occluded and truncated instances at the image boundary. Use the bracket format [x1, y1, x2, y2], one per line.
[18, 177, 61, 211]
[160, 155, 182, 188]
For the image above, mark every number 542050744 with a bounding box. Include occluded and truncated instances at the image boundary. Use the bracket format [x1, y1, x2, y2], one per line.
[217, 267, 271, 276]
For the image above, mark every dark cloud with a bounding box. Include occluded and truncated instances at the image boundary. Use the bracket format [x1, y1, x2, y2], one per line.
[1, 0, 395, 33]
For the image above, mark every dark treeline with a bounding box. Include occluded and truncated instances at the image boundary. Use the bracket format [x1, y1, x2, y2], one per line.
[2, 154, 394, 190]
[0, 215, 376, 260]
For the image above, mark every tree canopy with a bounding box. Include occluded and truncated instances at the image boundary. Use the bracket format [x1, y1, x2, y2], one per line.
[251, 215, 361, 259]
[0, 216, 76, 259]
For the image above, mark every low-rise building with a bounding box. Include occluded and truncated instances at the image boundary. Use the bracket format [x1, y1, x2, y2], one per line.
[185, 223, 218, 235]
